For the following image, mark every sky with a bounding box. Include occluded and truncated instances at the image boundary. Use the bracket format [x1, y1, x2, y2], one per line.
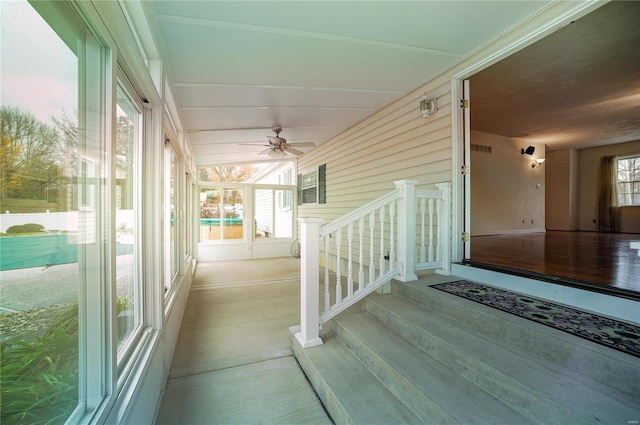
[1, 0, 78, 125]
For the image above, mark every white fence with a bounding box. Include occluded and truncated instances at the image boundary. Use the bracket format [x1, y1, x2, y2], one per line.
[0, 210, 134, 233]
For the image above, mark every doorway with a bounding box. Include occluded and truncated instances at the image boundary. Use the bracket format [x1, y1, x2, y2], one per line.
[456, 1, 640, 297]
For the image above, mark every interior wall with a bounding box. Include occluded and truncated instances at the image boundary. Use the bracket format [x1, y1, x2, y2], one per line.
[578, 140, 640, 233]
[546, 148, 579, 231]
[470, 131, 545, 236]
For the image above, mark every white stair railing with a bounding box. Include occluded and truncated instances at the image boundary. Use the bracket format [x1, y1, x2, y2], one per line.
[295, 180, 451, 348]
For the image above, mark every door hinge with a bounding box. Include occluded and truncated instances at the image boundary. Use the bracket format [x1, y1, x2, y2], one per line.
[460, 99, 469, 108]
[461, 165, 470, 175]
[462, 232, 470, 242]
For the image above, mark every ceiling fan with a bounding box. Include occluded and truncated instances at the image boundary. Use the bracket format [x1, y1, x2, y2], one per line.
[242, 127, 315, 158]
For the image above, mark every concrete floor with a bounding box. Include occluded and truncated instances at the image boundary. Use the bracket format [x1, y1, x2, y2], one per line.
[156, 257, 331, 425]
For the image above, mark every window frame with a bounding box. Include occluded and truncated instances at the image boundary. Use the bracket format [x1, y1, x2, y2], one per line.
[298, 164, 326, 205]
[617, 154, 640, 207]
[23, 1, 115, 422]
[198, 185, 247, 242]
[113, 77, 145, 372]
[301, 170, 318, 204]
[165, 143, 180, 293]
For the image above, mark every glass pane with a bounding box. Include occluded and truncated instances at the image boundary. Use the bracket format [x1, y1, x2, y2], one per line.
[1, 1, 80, 422]
[222, 188, 243, 240]
[169, 149, 177, 282]
[255, 189, 273, 238]
[115, 85, 139, 347]
[198, 164, 267, 183]
[200, 189, 221, 241]
[617, 157, 640, 206]
[302, 171, 317, 189]
[302, 187, 317, 204]
[199, 188, 243, 240]
[275, 190, 293, 238]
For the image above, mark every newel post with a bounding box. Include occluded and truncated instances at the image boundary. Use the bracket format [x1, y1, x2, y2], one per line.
[394, 180, 418, 282]
[295, 217, 324, 348]
[436, 182, 452, 275]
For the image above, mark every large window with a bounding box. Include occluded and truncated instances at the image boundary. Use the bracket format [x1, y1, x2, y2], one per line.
[1, 1, 104, 423]
[199, 188, 244, 241]
[618, 155, 640, 206]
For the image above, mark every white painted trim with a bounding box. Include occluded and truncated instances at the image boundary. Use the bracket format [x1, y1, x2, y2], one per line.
[473, 229, 546, 236]
[451, 264, 640, 324]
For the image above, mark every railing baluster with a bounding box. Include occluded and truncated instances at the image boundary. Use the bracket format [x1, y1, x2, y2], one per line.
[436, 199, 442, 262]
[335, 228, 342, 304]
[347, 222, 354, 297]
[420, 198, 426, 263]
[429, 198, 435, 262]
[436, 182, 452, 275]
[358, 217, 365, 291]
[389, 200, 396, 269]
[324, 234, 330, 312]
[369, 211, 375, 285]
[379, 205, 386, 277]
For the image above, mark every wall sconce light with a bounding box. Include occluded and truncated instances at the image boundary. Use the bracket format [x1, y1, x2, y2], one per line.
[521, 146, 535, 156]
[420, 94, 437, 118]
[532, 158, 545, 168]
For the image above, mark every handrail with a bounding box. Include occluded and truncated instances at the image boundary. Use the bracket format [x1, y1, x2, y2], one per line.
[321, 189, 401, 236]
[294, 180, 452, 348]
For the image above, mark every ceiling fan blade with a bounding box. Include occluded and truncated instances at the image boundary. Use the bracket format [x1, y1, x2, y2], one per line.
[285, 147, 304, 156]
[287, 142, 315, 148]
[258, 148, 272, 155]
[239, 143, 270, 146]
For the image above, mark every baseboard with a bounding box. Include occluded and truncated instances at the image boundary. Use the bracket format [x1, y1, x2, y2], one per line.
[472, 229, 546, 236]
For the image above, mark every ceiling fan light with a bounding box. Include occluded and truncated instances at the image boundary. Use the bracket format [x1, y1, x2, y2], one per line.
[268, 148, 286, 159]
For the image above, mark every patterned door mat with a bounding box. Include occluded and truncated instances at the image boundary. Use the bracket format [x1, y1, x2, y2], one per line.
[431, 280, 640, 358]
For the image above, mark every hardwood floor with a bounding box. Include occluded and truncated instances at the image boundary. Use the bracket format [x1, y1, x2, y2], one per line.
[469, 231, 640, 295]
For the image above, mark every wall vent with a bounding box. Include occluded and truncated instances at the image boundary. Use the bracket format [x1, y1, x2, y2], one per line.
[471, 143, 492, 154]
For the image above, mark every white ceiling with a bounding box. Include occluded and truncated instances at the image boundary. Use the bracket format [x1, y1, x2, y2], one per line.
[152, 1, 555, 166]
[471, 1, 640, 152]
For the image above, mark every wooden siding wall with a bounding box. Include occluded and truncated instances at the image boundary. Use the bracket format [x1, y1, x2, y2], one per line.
[297, 76, 453, 226]
[297, 76, 453, 277]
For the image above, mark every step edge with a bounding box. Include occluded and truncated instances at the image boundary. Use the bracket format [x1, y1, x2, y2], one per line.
[392, 281, 640, 397]
[362, 297, 605, 425]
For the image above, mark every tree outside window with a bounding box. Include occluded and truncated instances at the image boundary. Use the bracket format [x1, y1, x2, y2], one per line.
[618, 156, 640, 206]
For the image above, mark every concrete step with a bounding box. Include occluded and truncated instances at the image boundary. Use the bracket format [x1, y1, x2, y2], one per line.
[291, 331, 422, 425]
[331, 312, 533, 424]
[363, 292, 640, 424]
[393, 280, 640, 398]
